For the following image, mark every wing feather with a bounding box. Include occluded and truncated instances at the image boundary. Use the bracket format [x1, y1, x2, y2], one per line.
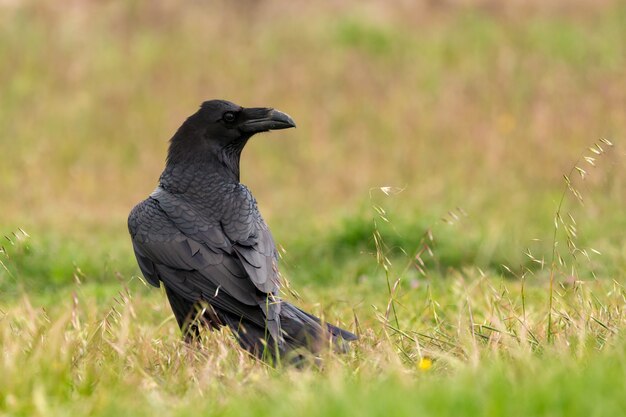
[129, 187, 283, 343]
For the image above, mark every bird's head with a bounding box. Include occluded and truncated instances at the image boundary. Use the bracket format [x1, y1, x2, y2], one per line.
[166, 99, 296, 179]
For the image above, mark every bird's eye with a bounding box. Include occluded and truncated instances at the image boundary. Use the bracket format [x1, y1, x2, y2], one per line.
[223, 112, 236, 123]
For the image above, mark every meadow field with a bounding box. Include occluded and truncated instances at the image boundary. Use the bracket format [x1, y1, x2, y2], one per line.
[1, 1, 625, 416]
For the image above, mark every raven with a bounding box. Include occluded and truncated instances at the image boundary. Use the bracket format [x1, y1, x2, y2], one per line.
[128, 99, 357, 360]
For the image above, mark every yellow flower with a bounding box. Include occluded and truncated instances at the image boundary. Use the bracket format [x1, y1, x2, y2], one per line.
[418, 357, 432, 371]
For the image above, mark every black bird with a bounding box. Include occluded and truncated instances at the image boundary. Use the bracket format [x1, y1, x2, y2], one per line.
[128, 100, 357, 360]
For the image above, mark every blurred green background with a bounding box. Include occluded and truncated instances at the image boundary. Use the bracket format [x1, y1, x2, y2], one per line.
[1, 0, 624, 295]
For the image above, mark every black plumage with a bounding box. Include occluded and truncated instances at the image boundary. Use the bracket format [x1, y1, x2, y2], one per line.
[128, 100, 357, 360]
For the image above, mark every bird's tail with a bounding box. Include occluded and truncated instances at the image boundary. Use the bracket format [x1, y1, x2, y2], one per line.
[280, 302, 358, 351]
[219, 301, 357, 361]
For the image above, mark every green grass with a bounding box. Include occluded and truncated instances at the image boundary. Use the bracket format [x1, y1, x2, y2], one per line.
[2, 264, 624, 417]
[1, 1, 625, 416]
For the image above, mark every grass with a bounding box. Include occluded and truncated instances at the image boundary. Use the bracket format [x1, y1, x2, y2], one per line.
[1, 1, 625, 416]
[2, 264, 625, 416]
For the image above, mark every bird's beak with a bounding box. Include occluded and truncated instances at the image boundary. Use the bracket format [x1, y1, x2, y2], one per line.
[239, 108, 296, 134]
